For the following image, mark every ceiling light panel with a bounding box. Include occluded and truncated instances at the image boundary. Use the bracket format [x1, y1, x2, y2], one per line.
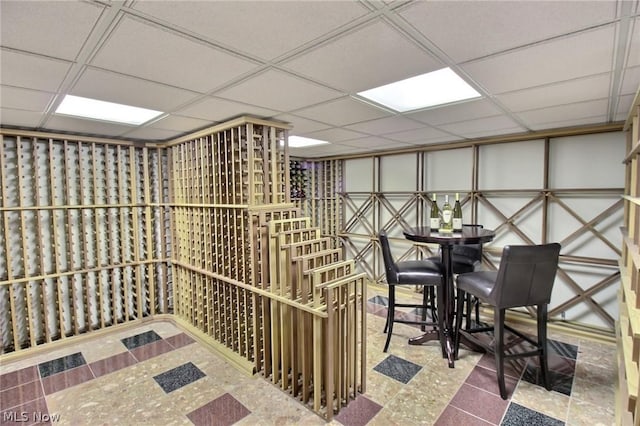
[55, 95, 163, 125]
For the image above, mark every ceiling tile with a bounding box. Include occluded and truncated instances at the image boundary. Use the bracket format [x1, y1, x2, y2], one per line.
[293, 97, 391, 127]
[303, 127, 369, 143]
[621, 66, 640, 95]
[407, 98, 503, 126]
[527, 115, 608, 131]
[215, 69, 343, 112]
[461, 25, 616, 94]
[131, 1, 369, 60]
[398, 1, 616, 62]
[0, 108, 44, 128]
[147, 115, 212, 132]
[176, 96, 279, 122]
[344, 115, 425, 135]
[72, 68, 200, 112]
[1, 50, 70, 92]
[122, 126, 184, 141]
[343, 136, 413, 149]
[272, 114, 331, 136]
[383, 126, 457, 144]
[290, 143, 366, 158]
[281, 19, 443, 92]
[496, 73, 612, 112]
[437, 115, 526, 138]
[617, 93, 637, 121]
[0, 1, 104, 60]
[0, 86, 54, 112]
[90, 16, 258, 93]
[516, 99, 610, 128]
[45, 115, 133, 138]
[627, 17, 640, 67]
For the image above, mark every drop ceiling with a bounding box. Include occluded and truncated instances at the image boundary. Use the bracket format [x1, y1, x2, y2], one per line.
[1, 0, 639, 158]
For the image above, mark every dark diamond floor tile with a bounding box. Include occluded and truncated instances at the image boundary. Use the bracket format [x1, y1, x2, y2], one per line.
[187, 393, 250, 426]
[129, 339, 174, 362]
[0, 366, 39, 391]
[528, 351, 576, 377]
[120, 330, 163, 350]
[450, 383, 509, 424]
[435, 405, 493, 426]
[89, 351, 137, 378]
[38, 352, 86, 378]
[334, 395, 382, 426]
[0, 379, 43, 410]
[153, 362, 205, 393]
[521, 363, 573, 396]
[368, 295, 388, 306]
[373, 354, 421, 384]
[548, 340, 578, 360]
[41, 365, 94, 395]
[165, 332, 195, 349]
[501, 402, 564, 425]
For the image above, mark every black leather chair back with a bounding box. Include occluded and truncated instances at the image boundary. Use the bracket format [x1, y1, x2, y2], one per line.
[379, 230, 399, 284]
[490, 243, 561, 309]
[452, 224, 483, 262]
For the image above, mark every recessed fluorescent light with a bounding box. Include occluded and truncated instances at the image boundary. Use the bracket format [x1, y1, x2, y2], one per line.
[288, 136, 330, 148]
[55, 95, 163, 126]
[357, 67, 481, 112]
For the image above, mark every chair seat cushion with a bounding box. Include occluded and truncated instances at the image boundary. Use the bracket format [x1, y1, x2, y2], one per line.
[395, 260, 443, 285]
[427, 255, 481, 274]
[456, 271, 498, 303]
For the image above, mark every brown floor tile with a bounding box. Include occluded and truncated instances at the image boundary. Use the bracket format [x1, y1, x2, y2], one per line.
[465, 365, 518, 399]
[449, 383, 509, 424]
[40, 365, 94, 395]
[0, 379, 43, 410]
[0, 366, 39, 391]
[0, 397, 51, 426]
[334, 395, 382, 426]
[165, 332, 196, 349]
[128, 339, 174, 362]
[476, 353, 525, 379]
[187, 393, 250, 426]
[435, 404, 494, 426]
[89, 351, 137, 378]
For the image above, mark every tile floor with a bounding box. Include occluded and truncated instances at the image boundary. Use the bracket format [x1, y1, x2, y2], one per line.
[0, 286, 617, 425]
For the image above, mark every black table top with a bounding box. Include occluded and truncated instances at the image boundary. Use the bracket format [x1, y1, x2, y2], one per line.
[403, 226, 495, 245]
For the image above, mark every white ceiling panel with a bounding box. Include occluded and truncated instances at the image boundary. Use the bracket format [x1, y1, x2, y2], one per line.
[343, 136, 413, 149]
[398, 1, 616, 63]
[407, 98, 503, 126]
[131, 1, 369, 60]
[438, 115, 526, 138]
[461, 25, 616, 94]
[293, 97, 391, 127]
[621, 66, 640, 95]
[215, 69, 342, 112]
[122, 126, 184, 141]
[272, 114, 331, 136]
[383, 126, 456, 144]
[72, 68, 200, 112]
[627, 17, 640, 67]
[176, 96, 278, 122]
[527, 115, 609, 132]
[496, 73, 612, 112]
[0, 1, 104, 61]
[344, 115, 426, 135]
[47, 115, 134, 138]
[0, 50, 71, 92]
[281, 19, 443, 92]
[145, 114, 212, 133]
[0, 86, 54, 112]
[303, 127, 369, 143]
[0, 108, 45, 128]
[516, 99, 610, 128]
[90, 16, 259, 92]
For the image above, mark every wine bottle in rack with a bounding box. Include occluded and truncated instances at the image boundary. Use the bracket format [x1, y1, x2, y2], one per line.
[440, 194, 453, 233]
[430, 193, 440, 230]
[453, 192, 463, 232]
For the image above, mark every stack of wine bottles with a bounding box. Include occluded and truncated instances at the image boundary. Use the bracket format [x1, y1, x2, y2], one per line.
[430, 193, 463, 233]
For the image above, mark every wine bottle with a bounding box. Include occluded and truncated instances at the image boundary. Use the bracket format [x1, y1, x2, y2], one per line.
[430, 193, 440, 230]
[453, 192, 463, 232]
[440, 194, 453, 233]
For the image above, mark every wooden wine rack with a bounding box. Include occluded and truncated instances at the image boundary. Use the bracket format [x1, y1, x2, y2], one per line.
[619, 88, 640, 425]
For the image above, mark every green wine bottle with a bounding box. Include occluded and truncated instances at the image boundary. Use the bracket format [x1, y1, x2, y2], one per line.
[430, 193, 440, 230]
[453, 193, 463, 232]
[440, 194, 453, 233]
